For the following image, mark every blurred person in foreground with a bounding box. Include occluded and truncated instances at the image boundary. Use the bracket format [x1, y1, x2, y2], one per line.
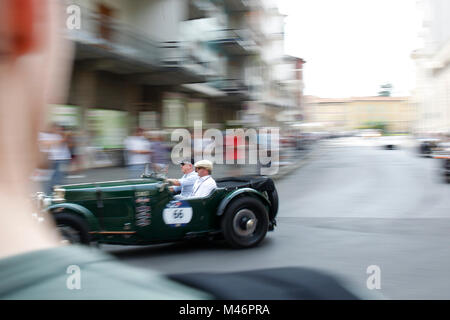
[0, 0, 209, 299]
[166, 159, 198, 200]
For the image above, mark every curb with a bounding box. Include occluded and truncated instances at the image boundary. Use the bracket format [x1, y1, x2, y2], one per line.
[271, 143, 322, 181]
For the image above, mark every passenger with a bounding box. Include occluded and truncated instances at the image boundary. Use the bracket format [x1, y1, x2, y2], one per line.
[190, 160, 217, 198]
[166, 160, 198, 199]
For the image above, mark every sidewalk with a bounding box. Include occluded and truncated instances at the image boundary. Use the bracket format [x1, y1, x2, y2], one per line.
[56, 143, 319, 186]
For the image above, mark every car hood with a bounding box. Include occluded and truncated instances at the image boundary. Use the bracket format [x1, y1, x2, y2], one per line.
[59, 178, 160, 191]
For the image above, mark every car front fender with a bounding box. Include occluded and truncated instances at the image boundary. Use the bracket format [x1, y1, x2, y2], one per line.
[47, 203, 101, 231]
[216, 188, 271, 217]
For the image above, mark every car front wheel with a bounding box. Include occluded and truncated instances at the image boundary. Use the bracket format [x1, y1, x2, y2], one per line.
[53, 212, 91, 245]
[221, 197, 269, 249]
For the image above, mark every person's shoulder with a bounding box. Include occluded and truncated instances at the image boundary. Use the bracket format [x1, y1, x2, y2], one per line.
[124, 135, 136, 143]
[185, 173, 198, 184]
[0, 245, 211, 300]
[207, 175, 216, 184]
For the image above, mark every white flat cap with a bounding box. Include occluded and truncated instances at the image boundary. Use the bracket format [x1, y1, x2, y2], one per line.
[194, 159, 213, 171]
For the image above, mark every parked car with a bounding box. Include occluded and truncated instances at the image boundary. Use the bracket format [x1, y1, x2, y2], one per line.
[433, 154, 450, 183]
[35, 171, 279, 249]
[381, 136, 402, 150]
[417, 138, 440, 157]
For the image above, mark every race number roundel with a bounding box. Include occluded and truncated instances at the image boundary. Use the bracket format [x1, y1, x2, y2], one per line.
[163, 201, 193, 226]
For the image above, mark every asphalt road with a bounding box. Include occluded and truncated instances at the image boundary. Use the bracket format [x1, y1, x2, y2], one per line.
[104, 136, 450, 299]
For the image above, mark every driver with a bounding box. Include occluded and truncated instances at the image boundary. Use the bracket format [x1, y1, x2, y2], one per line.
[166, 159, 198, 199]
[190, 160, 217, 198]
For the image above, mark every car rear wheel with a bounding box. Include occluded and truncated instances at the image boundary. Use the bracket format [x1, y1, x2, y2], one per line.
[54, 212, 90, 245]
[268, 188, 279, 216]
[221, 197, 269, 249]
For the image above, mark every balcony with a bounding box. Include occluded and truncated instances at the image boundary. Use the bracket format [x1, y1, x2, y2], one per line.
[210, 79, 250, 101]
[209, 29, 259, 55]
[65, 6, 161, 74]
[158, 41, 210, 84]
[222, 0, 261, 11]
[65, 5, 211, 84]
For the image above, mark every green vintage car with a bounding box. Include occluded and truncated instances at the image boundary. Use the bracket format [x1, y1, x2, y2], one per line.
[36, 172, 279, 249]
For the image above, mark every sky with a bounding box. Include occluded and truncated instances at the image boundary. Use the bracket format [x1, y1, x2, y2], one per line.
[276, 0, 424, 98]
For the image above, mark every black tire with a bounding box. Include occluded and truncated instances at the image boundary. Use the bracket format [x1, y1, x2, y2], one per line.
[53, 212, 91, 245]
[221, 196, 269, 249]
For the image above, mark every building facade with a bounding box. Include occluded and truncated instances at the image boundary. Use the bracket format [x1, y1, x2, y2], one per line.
[60, 0, 306, 144]
[305, 96, 415, 134]
[412, 0, 450, 136]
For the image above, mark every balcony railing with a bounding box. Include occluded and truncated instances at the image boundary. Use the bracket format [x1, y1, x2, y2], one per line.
[65, 5, 211, 78]
[211, 79, 249, 95]
[210, 29, 259, 54]
[65, 6, 161, 67]
[160, 41, 211, 79]
[64, 3, 255, 89]
[223, 0, 262, 11]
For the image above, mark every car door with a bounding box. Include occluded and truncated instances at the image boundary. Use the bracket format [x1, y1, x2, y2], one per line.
[98, 186, 135, 233]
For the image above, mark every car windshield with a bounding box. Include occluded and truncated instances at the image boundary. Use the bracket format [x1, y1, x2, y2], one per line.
[142, 163, 167, 180]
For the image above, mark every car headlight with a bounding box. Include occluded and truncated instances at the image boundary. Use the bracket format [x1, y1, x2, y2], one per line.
[35, 192, 45, 210]
[34, 192, 53, 209]
[43, 197, 52, 207]
[52, 187, 66, 202]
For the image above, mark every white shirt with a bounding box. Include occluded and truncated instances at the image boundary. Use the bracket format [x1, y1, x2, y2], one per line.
[39, 132, 71, 160]
[190, 175, 217, 198]
[124, 136, 151, 165]
[173, 171, 198, 198]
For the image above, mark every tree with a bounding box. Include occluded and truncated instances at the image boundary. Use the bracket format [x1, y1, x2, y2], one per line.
[378, 83, 393, 97]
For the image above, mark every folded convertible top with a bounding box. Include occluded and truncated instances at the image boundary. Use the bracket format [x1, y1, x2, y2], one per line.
[216, 175, 276, 192]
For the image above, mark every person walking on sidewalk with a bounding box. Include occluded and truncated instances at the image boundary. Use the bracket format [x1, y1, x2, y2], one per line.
[38, 124, 71, 194]
[149, 131, 170, 174]
[124, 128, 151, 178]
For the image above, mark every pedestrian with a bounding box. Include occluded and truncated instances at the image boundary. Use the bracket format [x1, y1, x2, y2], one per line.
[124, 128, 151, 178]
[65, 128, 83, 178]
[149, 131, 170, 174]
[225, 129, 244, 176]
[38, 124, 71, 194]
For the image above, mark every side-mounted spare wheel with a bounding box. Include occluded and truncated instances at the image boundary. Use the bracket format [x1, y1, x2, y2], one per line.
[53, 212, 91, 245]
[221, 196, 269, 249]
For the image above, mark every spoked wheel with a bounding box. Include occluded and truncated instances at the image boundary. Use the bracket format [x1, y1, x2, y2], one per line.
[54, 212, 90, 245]
[232, 209, 258, 237]
[58, 225, 82, 244]
[221, 196, 269, 249]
